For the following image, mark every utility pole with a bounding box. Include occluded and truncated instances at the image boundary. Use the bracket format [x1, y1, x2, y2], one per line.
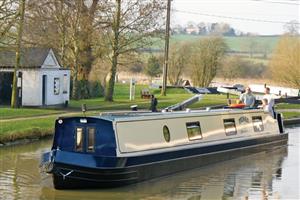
[161, 0, 171, 96]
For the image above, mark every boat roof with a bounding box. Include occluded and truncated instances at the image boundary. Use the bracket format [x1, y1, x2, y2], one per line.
[96, 108, 265, 122]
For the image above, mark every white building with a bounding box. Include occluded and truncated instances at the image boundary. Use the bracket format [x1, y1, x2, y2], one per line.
[0, 48, 70, 107]
[185, 27, 200, 35]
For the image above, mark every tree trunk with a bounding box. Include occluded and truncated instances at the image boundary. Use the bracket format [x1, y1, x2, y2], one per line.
[73, 0, 98, 99]
[72, 46, 79, 100]
[58, 0, 66, 66]
[105, 0, 121, 102]
[11, 0, 25, 108]
[72, 71, 78, 100]
[105, 53, 118, 101]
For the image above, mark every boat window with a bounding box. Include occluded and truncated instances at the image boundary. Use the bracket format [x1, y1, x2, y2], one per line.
[163, 125, 171, 142]
[252, 116, 264, 132]
[186, 122, 203, 140]
[87, 128, 95, 152]
[75, 127, 84, 152]
[223, 119, 237, 136]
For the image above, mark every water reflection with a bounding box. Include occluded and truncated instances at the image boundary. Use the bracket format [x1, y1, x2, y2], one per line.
[0, 140, 50, 200]
[0, 126, 299, 200]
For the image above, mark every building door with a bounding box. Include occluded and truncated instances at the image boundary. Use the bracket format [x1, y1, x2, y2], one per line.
[42, 75, 47, 106]
[0, 72, 13, 105]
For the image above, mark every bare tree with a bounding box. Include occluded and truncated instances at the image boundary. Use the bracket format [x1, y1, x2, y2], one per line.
[219, 56, 241, 81]
[189, 37, 227, 87]
[168, 42, 190, 85]
[14, 0, 165, 101]
[67, 0, 100, 99]
[244, 37, 258, 58]
[103, 0, 121, 102]
[284, 20, 300, 36]
[25, 0, 102, 99]
[0, 0, 18, 47]
[219, 56, 266, 80]
[11, 0, 25, 108]
[101, 0, 166, 101]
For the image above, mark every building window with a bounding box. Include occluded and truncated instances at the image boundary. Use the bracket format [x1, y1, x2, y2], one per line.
[163, 125, 171, 142]
[54, 77, 60, 95]
[87, 127, 95, 152]
[75, 127, 83, 152]
[63, 74, 68, 94]
[252, 116, 264, 132]
[223, 119, 237, 136]
[186, 122, 203, 140]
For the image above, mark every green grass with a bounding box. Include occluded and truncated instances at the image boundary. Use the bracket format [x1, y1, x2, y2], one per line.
[190, 95, 229, 108]
[276, 103, 300, 110]
[69, 84, 193, 110]
[282, 112, 300, 119]
[0, 117, 56, 134]
[0, 108, 63, 120]
[222, 36, 279, 52]
[69, 84, 230, 111]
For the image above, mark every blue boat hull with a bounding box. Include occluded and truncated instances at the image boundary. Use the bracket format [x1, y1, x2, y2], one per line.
[47, 133, 288, 189]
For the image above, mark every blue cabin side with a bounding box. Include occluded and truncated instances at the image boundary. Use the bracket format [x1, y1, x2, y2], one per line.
[52, 117, 117, 157]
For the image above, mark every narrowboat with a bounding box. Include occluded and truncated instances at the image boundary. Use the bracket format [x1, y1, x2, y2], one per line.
[41, 107, 288, 189]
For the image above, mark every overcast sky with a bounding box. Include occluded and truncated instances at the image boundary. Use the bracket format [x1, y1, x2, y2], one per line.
[172, 0, 300, 35]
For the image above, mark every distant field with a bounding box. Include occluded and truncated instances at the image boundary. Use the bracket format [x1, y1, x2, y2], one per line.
[151, 34, 279, 53]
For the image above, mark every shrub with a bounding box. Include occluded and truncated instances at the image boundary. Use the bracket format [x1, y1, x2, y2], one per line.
[71, 80, 104, 99]
[89, 81, 104, 98]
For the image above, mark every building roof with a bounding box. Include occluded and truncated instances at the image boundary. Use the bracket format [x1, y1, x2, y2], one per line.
[0, 48, 52, 68]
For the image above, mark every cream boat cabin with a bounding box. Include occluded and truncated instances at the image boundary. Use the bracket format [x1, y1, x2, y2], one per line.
[41, 108, 287, 189]
[114, 109, 281, 156]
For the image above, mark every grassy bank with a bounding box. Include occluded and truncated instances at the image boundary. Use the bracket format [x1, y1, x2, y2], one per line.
[0, 111, 99, 144]
[276, 103, 300, 110]
[69, 85, 190, 109]
[0, 117, 56, 144]
[282, 112, 300, 119]
[0, 107, 64, 120]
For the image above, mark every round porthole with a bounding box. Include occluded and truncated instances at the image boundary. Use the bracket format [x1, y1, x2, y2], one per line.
[163, 125, 171, 142]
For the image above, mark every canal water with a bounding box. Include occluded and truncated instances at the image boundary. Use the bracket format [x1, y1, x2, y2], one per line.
[0, 125, 299, 200]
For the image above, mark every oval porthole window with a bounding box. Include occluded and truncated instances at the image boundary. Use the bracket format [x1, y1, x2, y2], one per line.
[163, 125, 171, 142]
